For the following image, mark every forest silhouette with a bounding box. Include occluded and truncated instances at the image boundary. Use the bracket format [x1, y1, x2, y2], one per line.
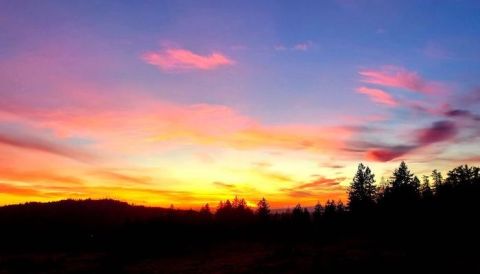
[1, 161, 480, 273]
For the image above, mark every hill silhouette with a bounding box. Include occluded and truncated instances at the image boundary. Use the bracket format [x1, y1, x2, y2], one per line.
[0, 198, 174, 227]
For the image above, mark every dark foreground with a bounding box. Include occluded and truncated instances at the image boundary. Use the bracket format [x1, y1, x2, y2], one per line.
[0, 198, 479, 274]
[1, 163, 480, 273]
[1, 232, 479, 274]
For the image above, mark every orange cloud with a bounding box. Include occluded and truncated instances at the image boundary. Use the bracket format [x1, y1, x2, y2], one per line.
[296, 176, 345, 190]
[0, 183, 42, 196]
[142, 48, 234, 71]
[280, 176, 347, 202]
[7, 98, 353, 154]
[359, 66, 446, 94]
[0, 168, 84, 185]
[356, 86, 397, 107]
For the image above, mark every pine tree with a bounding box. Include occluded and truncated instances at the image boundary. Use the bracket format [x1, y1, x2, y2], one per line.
[256, 197, 271, 221]
[384, 161, 420, 203]
[391, 161, 415, 190]
[348, 163, 376, 212]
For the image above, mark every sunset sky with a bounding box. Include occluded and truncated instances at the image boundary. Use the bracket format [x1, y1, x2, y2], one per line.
[1, 1, 480, 208]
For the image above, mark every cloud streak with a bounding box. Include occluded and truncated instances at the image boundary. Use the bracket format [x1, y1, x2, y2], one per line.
[0, 131, 95, 162]
[365, 120, 458, 162]
[359, 66, 446, 94]
[142, 48, 234, 71]
[357, 86, 397, 107]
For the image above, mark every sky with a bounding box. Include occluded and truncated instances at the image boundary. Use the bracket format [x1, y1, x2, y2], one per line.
[1, 0, 480, 208]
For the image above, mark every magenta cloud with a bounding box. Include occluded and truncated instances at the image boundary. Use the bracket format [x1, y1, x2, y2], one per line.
[366, 120, 458, 162]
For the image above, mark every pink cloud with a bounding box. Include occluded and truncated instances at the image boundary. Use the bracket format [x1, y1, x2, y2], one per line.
[1, 92, 358, 155]
[366, 146, 413, 162]
[356, 86, 398, 107]
[142, 48, 234, 71]
[359, 66, 446, 94]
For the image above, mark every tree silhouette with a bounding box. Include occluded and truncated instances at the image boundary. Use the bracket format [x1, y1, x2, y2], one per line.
[215, 196, 253, 223]
[445, 165, 475, 186]
[303, 207, 310, 222]
[324, 200, 336, 218]
[256, 197, 271, 221]
[232, 195, 247, 209]
[336, 200, 345, 215]
[421, 175, 433, 200]
[348, 163, 376, 212]
[292, 203, 303, 219]
[200, 203, 212, 220]
[292, 203, 309, 224]
[313, 201, 323, 223]
[383, 161, 420, 205]
[431, 169, 443, 188]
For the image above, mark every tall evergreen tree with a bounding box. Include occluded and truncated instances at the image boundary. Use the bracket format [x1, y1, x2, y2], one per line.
[391, 161, 415, 189]
[384, 161, 420, 203]
[348, 163, 376, 212]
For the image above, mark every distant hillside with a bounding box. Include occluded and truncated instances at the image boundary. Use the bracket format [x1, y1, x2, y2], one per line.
[0, 199, 175, 227]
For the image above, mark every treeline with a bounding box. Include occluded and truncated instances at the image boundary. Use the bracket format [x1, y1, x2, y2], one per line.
[1, 162, 480, 255]
[188, 162, 480, 224]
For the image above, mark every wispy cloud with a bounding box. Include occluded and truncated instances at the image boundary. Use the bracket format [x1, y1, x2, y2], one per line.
[91, 170, 152, 186]
[356, 86, 397, 107]
[296, 176, 345, 189]
[0, 131, 95, 162]
[142, 48, 234, 71]
[0, 183, 42, 196]
[274, 41, 314, 51]
[0, 168, 84, 186]
[365, 120, 458, 162]
[293, 41, 313, 51]
[281, 176, 346, 199]
[415, 120, 457, 145]
[359, 66, 446, 94]
[213, 181, 236, 189]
